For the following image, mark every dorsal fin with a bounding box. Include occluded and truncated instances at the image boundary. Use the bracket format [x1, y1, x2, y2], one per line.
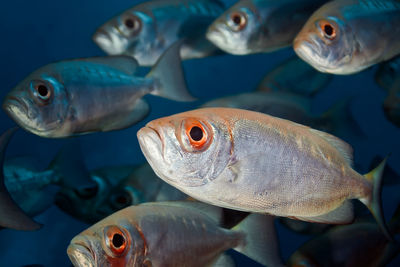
[69, 56, 139, 75]
[310, 128, 354, 166]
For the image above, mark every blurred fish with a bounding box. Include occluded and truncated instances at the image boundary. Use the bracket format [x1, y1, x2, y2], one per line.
[93, 0, 224, 66]
[67, 201, 284, 267]
[137, 107, 391, 239]
[201, 91, 361, 140]
[287, 206, 400, 267]
[294, 0, 400, 74]
[375, 56, 400, 92]
[0, 127, 40, 230]
[55, 163, 186, 224]
[256, 57, 332, 97]
[3, 41, 194, 138]
[206, 0, 327, 55]
[4, 142, 95, 218]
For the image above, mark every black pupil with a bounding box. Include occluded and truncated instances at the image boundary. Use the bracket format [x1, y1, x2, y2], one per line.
[37, 85, 49, 97]
[324, 25, 333, 36]
[125, 18, 135, 29]
[190, 126, 203, 141]
[232, 14, 242, 25]
[112, 233, 125, 248]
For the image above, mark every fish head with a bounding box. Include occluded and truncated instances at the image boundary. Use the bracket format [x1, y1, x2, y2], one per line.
[68, 211, 146, 267]
[294, 13, 355, 74]
[206, 0, 261, 55]
[93, 9, 156, 63]
[137, 109, 233, 192]
[2, 65, 69, 137]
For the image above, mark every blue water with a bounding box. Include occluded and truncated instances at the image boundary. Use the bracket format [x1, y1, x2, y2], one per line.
[0, 0, 399, 266]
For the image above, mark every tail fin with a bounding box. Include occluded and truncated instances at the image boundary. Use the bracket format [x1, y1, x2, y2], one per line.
[370, 156, 399, 186]
[232, 214, 284, 267]
[147, 40, 196, 102]
[320, 97, 365, 139]
[0, 127, 41, 230]
[49, 141, 96, 192]
[363, 158, 392, 240]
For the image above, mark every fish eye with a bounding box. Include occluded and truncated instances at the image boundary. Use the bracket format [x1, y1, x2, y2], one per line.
[105, 226, 128, 256]
[111, 191, 132, 209]
[319, 20, 337, 40]
[183, 119, 212, 151]
[228, 11, 247, 31]
[120, 14, 142, 36]
[30, 80, 53, 104]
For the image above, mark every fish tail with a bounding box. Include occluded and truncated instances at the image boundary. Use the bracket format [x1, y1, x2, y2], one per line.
[362, 157, 393, 240]
[147, 40, 196, 102]
[49, 141, 96, 191]
[232, 214, 284, 267]
[0, 127, 41, 230]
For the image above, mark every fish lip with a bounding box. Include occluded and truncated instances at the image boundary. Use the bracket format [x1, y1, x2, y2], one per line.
[3, 95, 28, 115]
[137, 126, 164, 157]
[92, 28, 114, 52]
[206, 25, 227, 45]
[68, 241, 95, 267]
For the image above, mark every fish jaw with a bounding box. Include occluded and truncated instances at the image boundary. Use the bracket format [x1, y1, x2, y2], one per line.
[92, 26, 129, 56]
[67, 239, 96, 267]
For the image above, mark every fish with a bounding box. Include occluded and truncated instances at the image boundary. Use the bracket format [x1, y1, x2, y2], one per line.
[201, 91, 361, 140]
[256, 56, 332, 97]
[287, 206, 400, 267]
[294, 0, 400, 75]
[93, 0, 225, 66]
[137, 107, 391, 239]
[206, 0, 328, 55]
[279, 217, 332, 236]
[67, 201, 284, 267]
[56, 163, 186, 224]
[0, 127, 41, 230]
[4, 141, 95, 218]
[3, 41, 194, 138]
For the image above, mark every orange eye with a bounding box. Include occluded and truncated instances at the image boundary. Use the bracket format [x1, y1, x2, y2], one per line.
[229, 11, 247, 31]
[105, 226, 128, 256]
[185, 121, 208, 149]
[319, 20, 336, 40]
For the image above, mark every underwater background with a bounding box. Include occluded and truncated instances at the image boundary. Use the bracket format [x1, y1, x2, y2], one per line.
[0, 0, 400, 266]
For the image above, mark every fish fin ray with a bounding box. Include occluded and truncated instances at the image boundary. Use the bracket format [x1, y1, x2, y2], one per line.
[310, 128, 354, 166]
[147, 40, 196, 101]
[233, 214, 284, 267]
[295, 200, 354, 224]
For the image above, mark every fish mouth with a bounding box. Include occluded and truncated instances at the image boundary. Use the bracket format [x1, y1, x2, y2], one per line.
[137, 126, 164, 161]
[206, 25, 228, 47]
[67, 241, 95, 267]
[3, 95, 28, 116]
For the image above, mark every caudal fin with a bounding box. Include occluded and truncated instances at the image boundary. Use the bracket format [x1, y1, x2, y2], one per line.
[147, 40, 196, 102]
[232, 214, 284, 267]
[363, 158, 392, 240]
[0, 127, 41, 230]
[49, 141, 96, 192]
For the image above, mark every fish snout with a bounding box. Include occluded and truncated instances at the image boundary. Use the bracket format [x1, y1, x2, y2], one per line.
[68, 237, 96, 267]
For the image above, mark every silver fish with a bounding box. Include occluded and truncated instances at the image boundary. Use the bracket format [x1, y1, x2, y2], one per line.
[294, 0, 400, 74]
[93, 0, 224, 66]
[137, 107, 391, 239]
[67, 201, 283, 267]
[206, 0, 328, 55]
[3, 42, 194, 138]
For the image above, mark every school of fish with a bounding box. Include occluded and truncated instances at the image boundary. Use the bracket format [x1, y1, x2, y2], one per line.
[1, 0, 400, 266]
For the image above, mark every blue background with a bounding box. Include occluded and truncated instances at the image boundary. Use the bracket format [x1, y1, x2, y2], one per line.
[0, 0, 399, 266]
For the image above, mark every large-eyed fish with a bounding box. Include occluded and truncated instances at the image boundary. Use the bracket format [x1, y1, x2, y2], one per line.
[67, 201, 284, 267]
[206, 0, 328, 55]
[56, 163, 186, 224]
[294, 0, 400, 74]
[137, 107, 391, 239]
[93, 0, 225, 66]
[3, 42, 194, 138]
